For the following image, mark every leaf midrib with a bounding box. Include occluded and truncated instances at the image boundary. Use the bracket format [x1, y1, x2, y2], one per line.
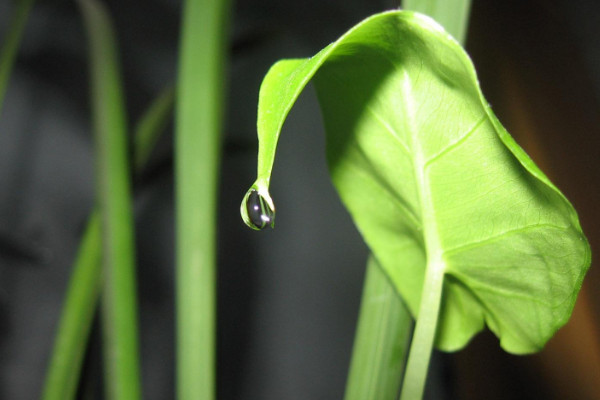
[400, 70, 445, 271]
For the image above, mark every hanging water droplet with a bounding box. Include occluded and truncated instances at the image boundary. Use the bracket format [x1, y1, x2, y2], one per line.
[241, 188, 275, 230]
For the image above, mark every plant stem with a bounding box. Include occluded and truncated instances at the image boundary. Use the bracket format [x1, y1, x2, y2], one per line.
[344, 257, 413, 400]
[0, 0, 35, 113]
[398, 259, 445, 400]
[78, 0, 141, 398]
[175, 0, 230, 398]
[403, 0, 472, 44]
[41, 86, 174, 400]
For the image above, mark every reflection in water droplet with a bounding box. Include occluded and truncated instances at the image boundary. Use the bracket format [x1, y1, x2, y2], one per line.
[241, 189, 275, 230]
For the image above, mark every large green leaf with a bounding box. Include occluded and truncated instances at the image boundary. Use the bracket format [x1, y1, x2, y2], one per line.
[241, 10, 590, 354]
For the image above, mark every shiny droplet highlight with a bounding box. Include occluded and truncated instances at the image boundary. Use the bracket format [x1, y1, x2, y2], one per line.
[241, 189, 275, 230]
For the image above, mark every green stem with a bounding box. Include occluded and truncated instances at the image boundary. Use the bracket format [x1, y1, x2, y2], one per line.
[398, 259, 445, 400]
[78, 0, 141, 398]
[175, 0, 230, 398]
[344, 257, 413, 400]
[41, 86, 174, 400]
[0, 0, 35, 113]
[403, 0, 472, 44]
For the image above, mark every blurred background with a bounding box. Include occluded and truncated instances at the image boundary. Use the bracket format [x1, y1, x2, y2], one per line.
[0, 0, 598, 398]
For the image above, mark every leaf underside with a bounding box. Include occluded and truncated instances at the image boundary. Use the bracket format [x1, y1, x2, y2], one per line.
[251, 11, 590, 353]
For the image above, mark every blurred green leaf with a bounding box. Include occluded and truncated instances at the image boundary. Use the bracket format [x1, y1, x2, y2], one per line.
[42, 213, 102, 400]
[0, 0, 35, 113]
[78, 0, 141, 398]
[134, 86, 174, 170]
[42, 84, 174, 400]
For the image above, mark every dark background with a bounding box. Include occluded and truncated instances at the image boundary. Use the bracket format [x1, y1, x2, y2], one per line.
[0, 0, 599, 398]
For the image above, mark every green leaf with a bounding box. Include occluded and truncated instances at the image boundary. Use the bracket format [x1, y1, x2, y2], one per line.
[133, 85, 174, 170]
[78, 0, 141, 398]
[243, 10, 590, 355]
[41, 84, 174, 400]
[0, 0, 35, 114]
[41, 213, 102, 400]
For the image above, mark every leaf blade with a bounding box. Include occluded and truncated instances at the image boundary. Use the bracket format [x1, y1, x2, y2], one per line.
[0, 0, 35, 114]
[246, 10, 590, 355]
[41, 85, 175, 400]
[78, 0, 141, 397]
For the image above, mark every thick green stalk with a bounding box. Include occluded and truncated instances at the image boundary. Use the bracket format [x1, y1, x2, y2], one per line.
[398, 1, 472, 399]
[0, 0, 35, 113]
[344, 257, 413, 400]
[175, 0, 230, 398]
[78, 0, 141, 398]
[403, 0, 472, 44]
[41, 86, 174, 400]
[398, 259, 445, 400]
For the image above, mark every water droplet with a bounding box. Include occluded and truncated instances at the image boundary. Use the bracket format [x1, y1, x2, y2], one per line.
[241, 189, 275, 230]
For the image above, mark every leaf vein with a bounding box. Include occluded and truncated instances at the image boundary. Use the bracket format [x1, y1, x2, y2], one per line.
[443, 223, 570, 256]
[366, 106, 412, 156]
[466, 279, 552, 308]
[424, 114, 487, 168]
